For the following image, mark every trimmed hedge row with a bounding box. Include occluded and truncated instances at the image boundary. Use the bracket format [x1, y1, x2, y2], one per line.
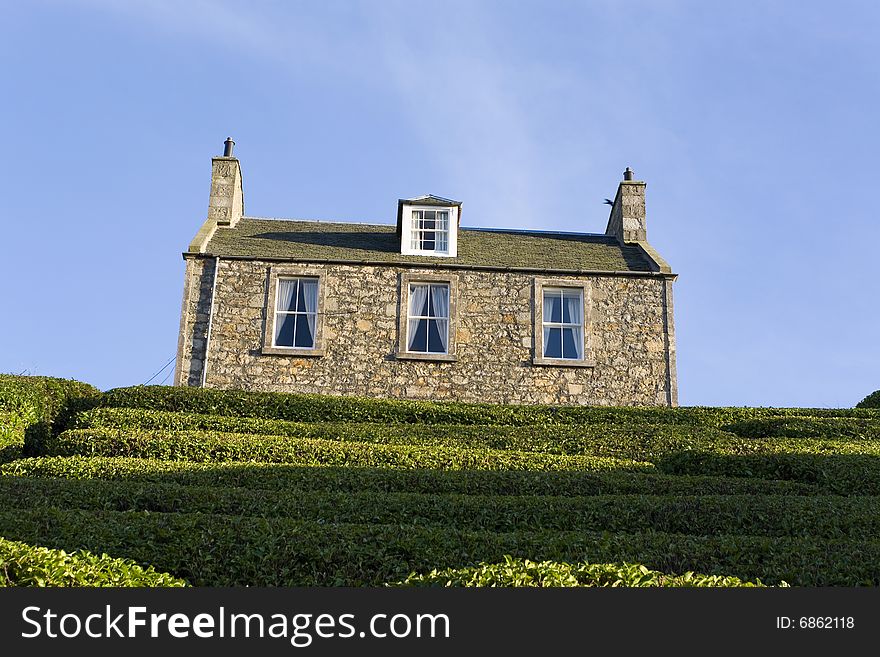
[0, 375, 99, 427]
[657, 451, 880, 495]
[0, 476, 871, 538]
[724, 416, 880, 440]
[856, 390, 880, 409]
[37, 428, 650, 472]
[0, 375, 99, 460]
[95, 385, 879, 428]
[0, 456, 816, 497]
[41, 423, 880, 468]
[0, 413, 25, 450]
[0, 507, 876, 586]
[0, 536, 186, 587]
[399, 556, 768, 587]
[71, 408, 736, 458]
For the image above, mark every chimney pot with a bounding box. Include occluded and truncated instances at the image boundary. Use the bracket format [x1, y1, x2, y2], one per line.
[623, 167, 634, 181]
[223, 137, 235, 157]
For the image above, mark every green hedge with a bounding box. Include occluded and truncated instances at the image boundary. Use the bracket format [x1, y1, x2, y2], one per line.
[42, 422, 880, 470]
[0, 536, 186, 587]
[0, 375, 99, 460]
[0, 507, 876, 586]
[36, 428, 650, 472]
[71, 408, 735, 458]
[857, 391, 880, 409]
[0, 413, 26, 450]
[657, 451, 880, 495]
[0, 456, 816, 497]
[96, 385, 878, 428]
[0, 476, 870, 538]
[725, 416, 880, 440]
[399, 556, 768, 587]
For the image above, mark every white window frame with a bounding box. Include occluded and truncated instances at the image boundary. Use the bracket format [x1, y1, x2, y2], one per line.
[262, 267, 325, 357]
[272, 277, 319, 350]
[541, 287, 584, 360]
[406, 282, 450, 354]
[396, 273, 458, 362]
[532, 278, 595, 368]
[410, 209, 450, 254]
[400, 204, 459, 257]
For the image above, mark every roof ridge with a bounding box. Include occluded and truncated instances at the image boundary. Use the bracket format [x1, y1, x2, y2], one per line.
[241, 216, 393, 227]
[241, 216, 613, 238]
[461, 226, 612, 238]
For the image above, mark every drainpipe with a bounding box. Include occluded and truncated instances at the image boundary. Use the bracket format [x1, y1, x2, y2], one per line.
[201, 256, 220, 387]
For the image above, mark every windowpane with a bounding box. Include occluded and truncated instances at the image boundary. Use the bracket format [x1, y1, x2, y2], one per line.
[277, 279, 298, 312]
[427, 319, 445, 353]
[544, 327, 562, 358]
[562, 327, 578, 359]
[548, 293, 562, 323]
[410, 317, 428, 352]
[274, 314, 296, 346]
[410, 284, 430, 316]
[294, 314, 315, 348]
[301, 279, 318, 312]
[429, 284, 449, 318]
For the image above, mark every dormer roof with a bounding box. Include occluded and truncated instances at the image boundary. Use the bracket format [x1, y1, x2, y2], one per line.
[396, 194, 462, 241]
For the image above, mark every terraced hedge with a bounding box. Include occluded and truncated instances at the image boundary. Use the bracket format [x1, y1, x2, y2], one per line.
[657, 451, 880, 494]
[724, 416, 880, 440]
[0, 507, 875, 586]
[96, 385, 879, 428]
[4, 379, 878, 588]
[0, 536, 186, 587]
[37, 426, 880, 492]
[70, 408, 732, 457]
[0, 375, 99, 460]
[857, 390, 880, 409]
[36, 428, 650, 473]
[0, 476, 870, 538]
[400, 556, 769, 587]
[0, 457, 816, 497]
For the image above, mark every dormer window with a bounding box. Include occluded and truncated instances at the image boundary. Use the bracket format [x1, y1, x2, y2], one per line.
[398, 195, 460, 257]
[411, 209, 449, 253]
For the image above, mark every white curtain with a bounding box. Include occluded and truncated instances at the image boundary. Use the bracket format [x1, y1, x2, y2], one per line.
[302, 279, 319, 343]
[542, 291, 556, 354]
[277, 279, 297, 311]
[564, 292, 584, 359]
[431, 284, 450, 351]
[407, 284, 430, 351]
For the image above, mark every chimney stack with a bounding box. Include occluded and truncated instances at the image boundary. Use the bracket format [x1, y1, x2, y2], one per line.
[605, 167, 646, 243]
[207, 137, 244, 229]
[187, 138, 245, 253]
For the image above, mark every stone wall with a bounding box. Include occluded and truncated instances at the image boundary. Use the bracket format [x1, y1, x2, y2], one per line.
[174, 257, 216, 387]
[177, 257, 677, 406]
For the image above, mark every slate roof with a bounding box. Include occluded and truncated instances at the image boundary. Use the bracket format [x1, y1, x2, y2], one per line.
[202, 217, 658, 273]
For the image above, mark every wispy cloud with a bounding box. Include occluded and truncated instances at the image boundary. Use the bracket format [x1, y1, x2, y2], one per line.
[364, 2, 547, 227]
[69, 0, 554, 227]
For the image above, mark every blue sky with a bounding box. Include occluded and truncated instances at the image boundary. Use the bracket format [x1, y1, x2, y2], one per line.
[2, 1, 878, 407]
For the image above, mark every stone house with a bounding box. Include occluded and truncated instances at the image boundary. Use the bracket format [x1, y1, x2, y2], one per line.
[175, 139, 678, 406]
